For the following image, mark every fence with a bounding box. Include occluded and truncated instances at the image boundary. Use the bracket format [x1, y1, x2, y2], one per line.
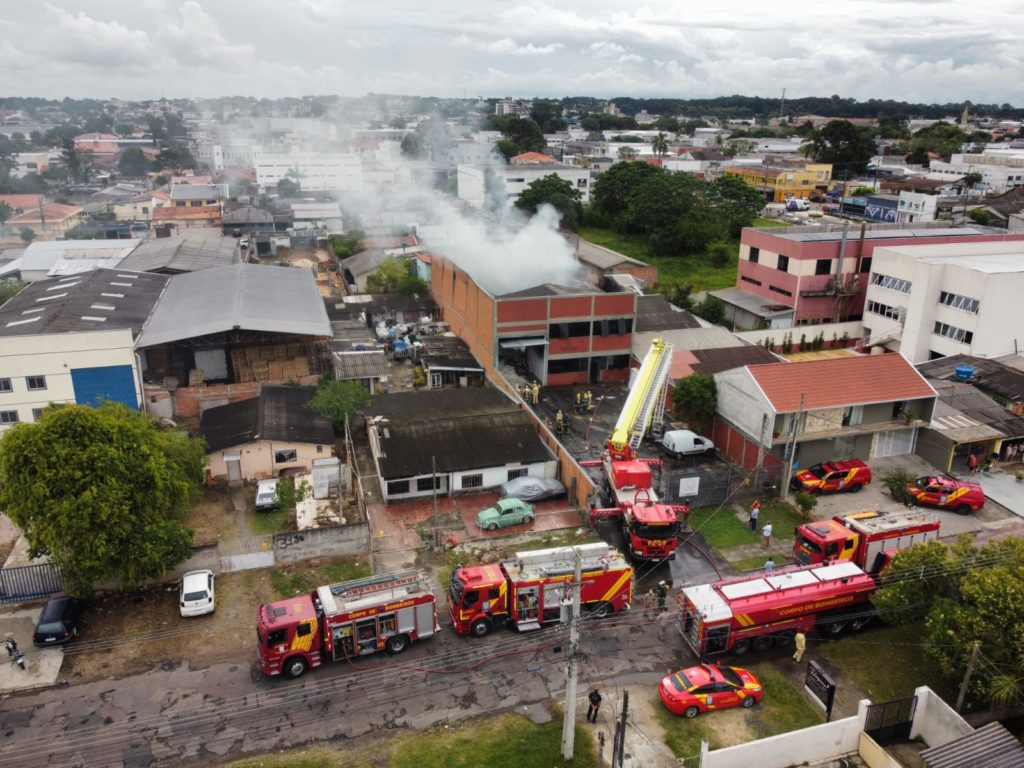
[660, 461, 781, 509]
[0, 562, 65, 603]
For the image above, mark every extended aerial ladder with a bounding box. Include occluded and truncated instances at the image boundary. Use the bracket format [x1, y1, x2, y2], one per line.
[607, 337, 674, 460]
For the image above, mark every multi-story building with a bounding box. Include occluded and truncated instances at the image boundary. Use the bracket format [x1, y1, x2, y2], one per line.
[253, 149, 362, 193]
[712, 225, 1024, 329]
[723, 163, 833, 201]
[457, 162, 591, 208]
[929, 150, 1024, 195]
[862, 240, 1024, 363]
[495, 98, 533, 117]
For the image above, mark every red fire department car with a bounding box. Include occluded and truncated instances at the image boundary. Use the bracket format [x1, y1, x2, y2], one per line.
[449, 542, 633, 637]
[790, 459, 872, 495]
[906, 476, 985, 515]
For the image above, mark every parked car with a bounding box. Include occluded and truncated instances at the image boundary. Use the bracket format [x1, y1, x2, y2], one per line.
[500, 476, 566, 502]
[255, 479, 279, 511]
[180, 570, 216, 617]
[786, 198, 811, 212]
[659, 664, 763, 718]
[906, 476, 985, 515]
[661, 430, 715, 459]
[32, 593, 82, 647]
[476, 498, 535, 531]
[790, 459, 872, 495]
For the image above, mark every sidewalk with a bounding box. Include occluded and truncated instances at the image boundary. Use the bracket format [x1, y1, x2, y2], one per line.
[0, 607, 65, 694]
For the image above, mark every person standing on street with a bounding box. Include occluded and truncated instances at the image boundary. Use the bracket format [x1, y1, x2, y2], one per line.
[587, 688, 602, 722]
[762, 521, 773, 549]
[793, 630, 807, 663]
[656, 580, 668, 611]
[749, 500, 761, 532]
[968, 452, 978, 474]
[764, 557, 775, 574]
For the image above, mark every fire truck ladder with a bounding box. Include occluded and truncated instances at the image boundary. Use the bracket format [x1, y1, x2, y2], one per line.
[327, 569, 426, 600]
[611, 338, 673, 457]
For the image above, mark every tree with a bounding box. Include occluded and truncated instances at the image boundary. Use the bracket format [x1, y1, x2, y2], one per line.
[366, 257, 428, 294]
[514, 173, 583, 230]
[0, 201, 11, 225]
[968, 208, 991, 225]
[491, 116, 547, 161]
[309, 378, 370, 429]
[401, 133, 425, 159]
[529, 101, 566, 133]
[152, 145, 197, 173]
[652, 116, 681, 133]
[651, 131, 669, 158]
[591, 160, 665, 221]
[799, 120, 874, 178]
[617, 146, 638, 160]
[19, 227, 35, 243]
[0, 403, 204, 595]
[691, 295, 726, 326]
[671, 373, 717, 432]
[706, 240, 733, 268]
[117, 147, 150, 178]
[276, 177, 300, 197]
[115, 123, 135, 138]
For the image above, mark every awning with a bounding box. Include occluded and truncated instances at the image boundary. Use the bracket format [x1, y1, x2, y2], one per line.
[499, 338, 549, 349]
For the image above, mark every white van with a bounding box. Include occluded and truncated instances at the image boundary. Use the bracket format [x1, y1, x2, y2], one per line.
[255, 479, 279, 510]
[661, 430, 715, 458]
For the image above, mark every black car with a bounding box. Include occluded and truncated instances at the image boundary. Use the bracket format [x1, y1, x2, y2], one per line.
[33, 594, 82, 647]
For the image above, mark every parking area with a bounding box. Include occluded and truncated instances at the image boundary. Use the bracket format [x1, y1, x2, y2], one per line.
[0, 606, 65, 693]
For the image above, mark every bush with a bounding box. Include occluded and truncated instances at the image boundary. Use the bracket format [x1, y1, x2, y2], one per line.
[794, 492, 818, 518]
[881, 469, 917, 507]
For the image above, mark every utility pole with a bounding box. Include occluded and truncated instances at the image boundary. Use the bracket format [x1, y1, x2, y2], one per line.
[612, 690, 629, 768]
[560, 548, 583, 760]
[955, 641, 981, 712]
[780, 394, 805, 501]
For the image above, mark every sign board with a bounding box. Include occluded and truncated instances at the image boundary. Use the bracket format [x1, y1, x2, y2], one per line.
[805, 660, 837, 721]
[678, 476, 700, 499]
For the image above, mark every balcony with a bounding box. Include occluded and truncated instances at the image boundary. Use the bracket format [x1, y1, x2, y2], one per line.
[771, 417, 926, 446]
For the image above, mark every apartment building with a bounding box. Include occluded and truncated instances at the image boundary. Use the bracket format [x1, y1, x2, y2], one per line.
[457, 163, 591, 208]
[253, 149, 362, 193]
[862, 240, 1024, 363]
[723, 163, 833, 201]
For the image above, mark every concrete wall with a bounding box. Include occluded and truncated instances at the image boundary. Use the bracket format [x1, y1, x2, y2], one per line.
[736, 321, 863, 351]
[380, 460, 556, 502]
[909, 685, 974, 746]
[858, 733, 902, 768]
[713, 367, 769, 443]
[432, 255, 497, 382]
[0, 329, 139, 430]
[916, 427, 954, 474]
[702, 710, 864, 768]
[207, 440, 334, 482]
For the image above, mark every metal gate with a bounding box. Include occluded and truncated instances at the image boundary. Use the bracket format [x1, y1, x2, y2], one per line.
[0, 563, 65, 603]
[219, 535, 275, 572]
[864, 695, 917, 745]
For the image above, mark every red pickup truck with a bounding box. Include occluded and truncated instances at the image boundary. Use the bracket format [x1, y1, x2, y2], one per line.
[906, 476, 985, 515]
[791, 459, 872, 496]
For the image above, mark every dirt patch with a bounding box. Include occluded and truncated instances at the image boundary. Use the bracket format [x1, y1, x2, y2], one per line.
[187, 484, 238, 545]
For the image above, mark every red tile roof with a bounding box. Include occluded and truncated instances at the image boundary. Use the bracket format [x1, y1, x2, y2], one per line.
[75, 141, 120, 154]
[363, 234, 418, 249]
[511, 151, 557, 164]
[9, 203, 82, 224]
[0, 194, 45, 212]
[747, 353, 936, 412]
[152, 205, 222, 222]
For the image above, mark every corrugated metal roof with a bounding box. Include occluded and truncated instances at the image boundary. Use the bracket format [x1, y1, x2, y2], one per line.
[921, 722, 1024, 768]
[135, 263, 331, 348]
[333, 350, 389, 380]
[119, 236, 239, 274]
[917, 355, 1024, 403]
[926, 378, 1024, 439]
[21, 239, 142, 272]
[199, 386, 333, 452]
[634, 294, 700, 332]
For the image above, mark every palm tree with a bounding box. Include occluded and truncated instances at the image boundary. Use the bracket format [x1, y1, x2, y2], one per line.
[651, 131, 669, 158]
[799, 128, 826, 161]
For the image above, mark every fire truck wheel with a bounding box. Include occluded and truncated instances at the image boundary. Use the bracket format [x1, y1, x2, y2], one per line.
[848, 483, 863, 493]
[589, 601, 612, 619]
[822, 618, 848, 636]
[774, 633, 794, 648]
[751, 636, 773, 653]
[471, 618, 492, 637]
[954, 504, 971, 516]
[283, 656, 308, 679]
[683, 705, 700, 719]
[849, 616, 873, 632]
[730, 639, 751, 656]
[386, 634, 409, 654]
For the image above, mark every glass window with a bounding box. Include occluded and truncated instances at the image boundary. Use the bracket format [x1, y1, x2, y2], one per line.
[748, 247, 760, 264]
[815, 259, 831, 276]
[933, 321, 974, 345]
[769, 285, 792, 297]
[777, 255, 789, 273]
[870, 273, 912, 293]
[32, 408, 43, 421]
[0, 379, 11, 393]
[859, 257, 872, 274]
[266, 629, 286, 646]
[0, 411, 18, 424]
[938, 291, 980, 314]
[462, 474, 483, 489]
[416, 476, 441, 492]
[26, 376, 46, 391]
[387, 480, 410, 495]
[548, 357, 588, 374]
[507, 468, 527, 480]
[740, 275, 761, 286]
[296, 622, 311, 637]
[274, 449, 298, 463]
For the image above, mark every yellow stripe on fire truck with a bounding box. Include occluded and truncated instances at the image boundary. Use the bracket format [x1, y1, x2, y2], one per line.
[600, 570, 633, 603]
[734, 614, 756, 627]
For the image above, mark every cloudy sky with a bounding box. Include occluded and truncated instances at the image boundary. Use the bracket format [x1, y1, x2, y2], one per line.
[2, 0, 1021, 104]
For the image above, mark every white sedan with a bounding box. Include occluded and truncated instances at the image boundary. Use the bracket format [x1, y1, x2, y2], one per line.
[180, 570, 216, 617]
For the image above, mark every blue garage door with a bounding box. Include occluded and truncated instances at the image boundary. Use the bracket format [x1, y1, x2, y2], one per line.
[71, 365, 138, 409]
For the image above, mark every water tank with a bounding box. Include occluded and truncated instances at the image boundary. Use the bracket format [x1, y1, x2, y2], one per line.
[954, 365, 975, 382]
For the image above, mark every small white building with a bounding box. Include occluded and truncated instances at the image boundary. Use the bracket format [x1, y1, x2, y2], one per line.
[254, 148, 362, 193]
[863, 240, 1024, 363]
[457, 163, 591, 209]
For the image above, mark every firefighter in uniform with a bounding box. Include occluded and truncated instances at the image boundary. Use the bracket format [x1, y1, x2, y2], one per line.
[531, 382, 540, 405]
[555, 409, 566, 434]
[575, 392, 583, 414]
[656, 580, 669, 611]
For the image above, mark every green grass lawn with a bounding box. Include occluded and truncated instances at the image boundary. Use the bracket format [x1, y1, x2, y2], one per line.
[751, 217, 786, 228]
[575, 227, 738, 293]
[250, 508, 290, 535]
[820, 623, 958, 704]
[654, 696, 721, 760]
[269, 555, 372, 599]
[228, 712, 597, 768]
[689, 501, 804, 552]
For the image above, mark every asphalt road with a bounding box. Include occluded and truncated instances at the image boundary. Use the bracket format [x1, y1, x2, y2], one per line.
[0, 606, 694, 768]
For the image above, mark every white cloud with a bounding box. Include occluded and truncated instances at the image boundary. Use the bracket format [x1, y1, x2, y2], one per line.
[452, 35, 562, 56]
[157, 1, 255, 67]
[41, 4, 152, 67]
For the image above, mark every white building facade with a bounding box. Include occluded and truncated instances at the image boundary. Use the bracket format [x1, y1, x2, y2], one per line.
[862, 241, 1024, 363]
[457, 163, 591, 209]
[253, 149, 362, 193]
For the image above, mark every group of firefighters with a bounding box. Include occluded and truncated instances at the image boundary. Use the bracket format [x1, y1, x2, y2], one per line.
[517, 381, 541, 406]
[552, 391, 596, 435]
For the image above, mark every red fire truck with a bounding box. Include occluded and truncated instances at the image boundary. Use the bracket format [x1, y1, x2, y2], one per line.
[680, 561, 877, 657]
[794, 507, 940, 573]
[257, 570, 438, 678]
[449, 542, 634, 637]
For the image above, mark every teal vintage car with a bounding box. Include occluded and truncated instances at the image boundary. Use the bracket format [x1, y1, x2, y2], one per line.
[476, 498, 535, 531]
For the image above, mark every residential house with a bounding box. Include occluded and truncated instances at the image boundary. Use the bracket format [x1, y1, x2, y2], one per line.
[340, 249, 391, 293]
[6, 203, 84, 240]
[0, 194, 46, 215]
[111, 190, 170, 222]
[169, 183, 229, 208]
[332, 349, 390, 395]
[364, 387, 556, 501]
[862, 240, 1024, 362]
[712, 225, 1024, 329]
[713, 354, 937, 470]
[152, 204, 223, 230]
[723, 163, 833, 201]
[417, 335, 485, 389]
[200, 385, 335, 482]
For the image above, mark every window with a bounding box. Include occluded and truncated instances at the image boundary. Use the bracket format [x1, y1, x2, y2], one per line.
[591, 318, 633, 336]
[870, 273, 912, 293]
[866, 300, 902, 320]
[507, 468, 528, 481]
[859, 257, 872, 274]
[938, 291, 980, 314]
[768, 285, 792, 297]
[26, 376, 46, 391]
[815, 259, 832, 276]
[0, 411, 19, 425]
[740, 275, 762, 286]
[748, 247, 760, 264]
[416, 476, 442, 492]
[296, 622, 311, 637]
[548, 357, 588, 374]
[933, 321, 974, 345]
[462, 473, 483, 489]
[387, 480, 410, 496]
[549, 321, 590, 339]
[32, 408, 43, 422]
[0, 378, 10, 393]
[266, 629, 286, 646]
[777, 255, 789, 273]
[274, 449, 298, 464]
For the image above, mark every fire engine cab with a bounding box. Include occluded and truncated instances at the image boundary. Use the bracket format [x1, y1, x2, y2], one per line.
[257, 570, 438, 678]
[681, 561, 876, 657]
[449, 542, 633, 637]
